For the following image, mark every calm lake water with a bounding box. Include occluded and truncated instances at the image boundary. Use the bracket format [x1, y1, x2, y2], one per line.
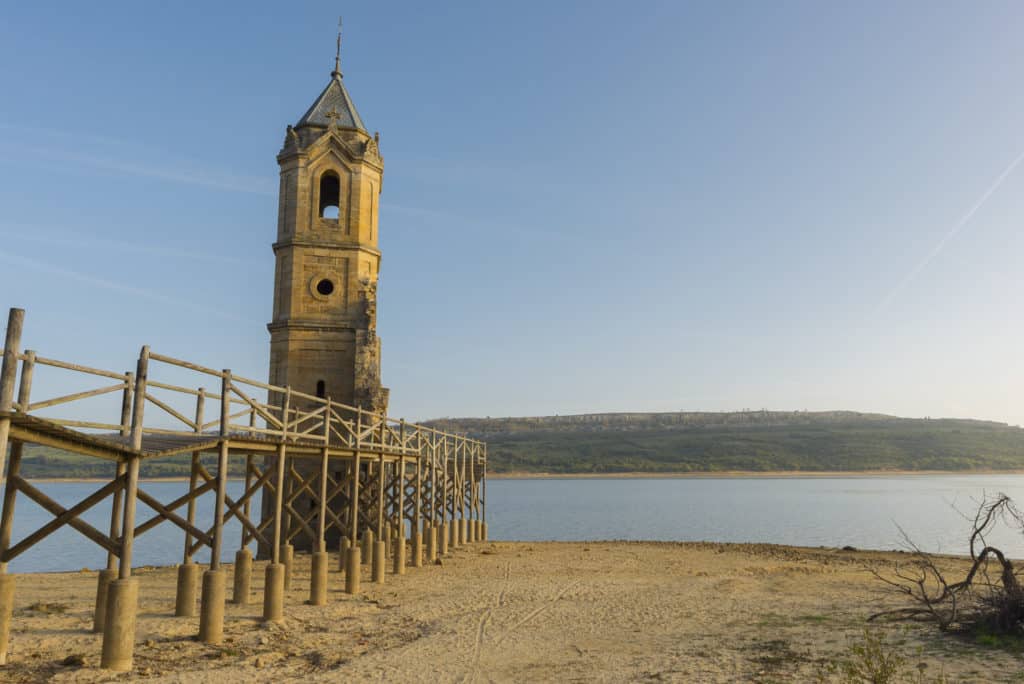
[6, 474, 1024, 573]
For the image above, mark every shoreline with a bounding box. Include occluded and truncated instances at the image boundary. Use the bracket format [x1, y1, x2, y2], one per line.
[11, 468, 1024, 483]
[487, 468, 1024, 479]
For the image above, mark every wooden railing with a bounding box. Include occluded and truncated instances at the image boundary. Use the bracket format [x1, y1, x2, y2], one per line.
[1, 344, 483, 457]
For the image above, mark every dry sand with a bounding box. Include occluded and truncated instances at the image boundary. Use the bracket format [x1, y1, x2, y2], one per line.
[3, 542, 1021, 682]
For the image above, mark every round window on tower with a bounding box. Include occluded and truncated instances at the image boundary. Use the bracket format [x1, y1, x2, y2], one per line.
[309, 273, 337, 301]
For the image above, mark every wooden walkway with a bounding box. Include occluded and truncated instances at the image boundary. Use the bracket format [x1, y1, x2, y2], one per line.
[0, 308, 487, 671]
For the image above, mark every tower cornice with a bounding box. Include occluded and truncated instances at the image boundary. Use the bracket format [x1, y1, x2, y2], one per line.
[267, 320, 362, 334]
[272, 239, 381, 257]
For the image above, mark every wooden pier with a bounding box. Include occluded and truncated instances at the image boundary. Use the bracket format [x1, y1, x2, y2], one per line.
[0, 308, 487, 670]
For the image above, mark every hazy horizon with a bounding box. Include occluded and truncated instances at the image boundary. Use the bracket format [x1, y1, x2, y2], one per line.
[1, 2, 1022, 426]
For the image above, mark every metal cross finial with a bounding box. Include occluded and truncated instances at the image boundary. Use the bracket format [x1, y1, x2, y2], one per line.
[324, 107, 342, 129]
[332, 17, 343, 78]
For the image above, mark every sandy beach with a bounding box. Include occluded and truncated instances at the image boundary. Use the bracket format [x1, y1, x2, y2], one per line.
[3, 541, 1021, 682]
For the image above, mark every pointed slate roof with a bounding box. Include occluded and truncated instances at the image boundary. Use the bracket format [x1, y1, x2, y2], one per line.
[296, 71, 366, 132]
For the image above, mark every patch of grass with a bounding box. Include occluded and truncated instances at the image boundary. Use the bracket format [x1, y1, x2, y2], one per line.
[816, 629, 954, 684]
[966, 625, 1024, 653]
[24, 602, 68, 614]
[797, 614, 831, 623]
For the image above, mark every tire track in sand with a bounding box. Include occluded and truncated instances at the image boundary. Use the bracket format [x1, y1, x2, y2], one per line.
[462, 561, 511, 684]
[489, 580, 580, 647]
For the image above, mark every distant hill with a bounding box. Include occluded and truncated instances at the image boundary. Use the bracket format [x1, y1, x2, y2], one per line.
[422, 410, 1024, 474]
[10, 410, 1024, 478]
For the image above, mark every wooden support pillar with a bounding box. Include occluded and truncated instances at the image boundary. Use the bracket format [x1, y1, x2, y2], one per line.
[263, 440, 287, 622]
[482, 444, 488, 541]
[199, 371, 230, 644]
[412, 425, 423, 568]
[101, 345, 146, 672]
[460, 439, 468, 545]
[309, 402, 330, 606]
[0, 338, 26, 666]
[373, 446, 386, 584]
[454, 438, 463, 547]
[393, 456, 406, 575]
[345, 446, 362, 594]
[469, 441, 477, 543]
[94, 459, 125, 632]
[440, 436, 450, 556]
[0, 308, 24, 494]
[0, 307, 25, 663]
[1, 348, 33, 572]
[97, 369, 130, 630]
[232, 408, 255, 606]
[176, 387, 203, 617]
[280, 388, 294, 583]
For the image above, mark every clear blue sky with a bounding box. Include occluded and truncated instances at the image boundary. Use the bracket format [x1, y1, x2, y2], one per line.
[1, 1, 1022, 425]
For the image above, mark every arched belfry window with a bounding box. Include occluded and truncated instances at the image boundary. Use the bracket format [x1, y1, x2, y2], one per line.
[316, 380, 326, 399]
[319, 171, 340, 219]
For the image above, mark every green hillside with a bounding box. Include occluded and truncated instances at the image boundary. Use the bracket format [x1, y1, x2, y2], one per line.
[423, 411, 1024, 474]
[9, 410, 1024, 478]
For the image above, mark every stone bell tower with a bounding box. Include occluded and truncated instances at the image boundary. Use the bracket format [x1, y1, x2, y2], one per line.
[267, 35, 388, 414]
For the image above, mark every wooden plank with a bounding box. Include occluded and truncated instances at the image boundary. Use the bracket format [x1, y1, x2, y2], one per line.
[144, 391, 198, 430]
[32, 354, 125, 381]
[148, 351, 224, 379]
[229, 382, 283, 429]
[50, 418, 125, 431]
[27, 382, 124, 412]
[10, 424, 124, 460]
[147, 379, 203, 396]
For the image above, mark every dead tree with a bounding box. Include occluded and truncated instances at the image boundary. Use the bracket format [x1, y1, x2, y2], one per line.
[869, 493, 1024, 634]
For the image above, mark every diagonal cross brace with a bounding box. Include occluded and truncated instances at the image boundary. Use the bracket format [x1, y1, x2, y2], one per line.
[2, 475, 123, 561]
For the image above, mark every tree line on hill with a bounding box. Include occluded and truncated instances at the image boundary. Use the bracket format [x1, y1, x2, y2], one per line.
[7, 411, 1024, 478]
[424, 411, 1024, 474]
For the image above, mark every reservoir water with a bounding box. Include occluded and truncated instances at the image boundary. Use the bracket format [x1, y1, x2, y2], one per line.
[7, 473, 1024, 573]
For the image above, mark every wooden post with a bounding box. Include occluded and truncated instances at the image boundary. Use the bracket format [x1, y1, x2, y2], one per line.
[482, 443, 487, 541]
[454, 437, 462, 546]
[231, 407, 255, 606]
[0, 339, 28, 665]
[119, 346, 148, 579]
[376, 458, 384, 542]
[345, 408, 362, 594]
[198, 371, 230, 644]
[183, 389, 204, 563]
[0, 308, 25, 500]
[262, 439, 287, 621]
[393, 455, 406, 574]
[100, 345, 147, 671]
[309, 398, 331, 606]
[318, 399, 331, 553]
[469, 440, 477, 542]
[242, 409, 255, 549]
[280, 388, 293, 557]
[210, 371, 230, 572]
[271, 444, 286, 564]
[351, 407, 362, 546]
[0, 350, 33, 573]
[119, 455, 141, 579]
[429, 433, 438, 527]
[411, 423, 423, 567]
[95, 369, 130, 631]
[439, 435, 450, 555]
[173, 386, 204, 618]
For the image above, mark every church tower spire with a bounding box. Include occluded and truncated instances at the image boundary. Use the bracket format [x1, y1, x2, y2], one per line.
[332, 17, 342, 79]
[267, 26, 387, 415]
